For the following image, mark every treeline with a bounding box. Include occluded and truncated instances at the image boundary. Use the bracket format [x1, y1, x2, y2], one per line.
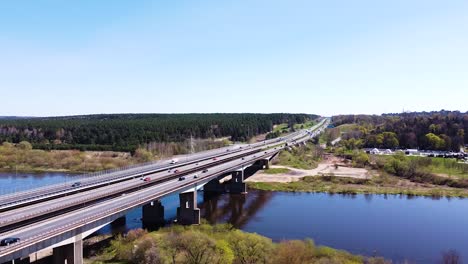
[94, 224, 389, 264]
[332, 111, 467, 151]
[0, 113, 316, 152]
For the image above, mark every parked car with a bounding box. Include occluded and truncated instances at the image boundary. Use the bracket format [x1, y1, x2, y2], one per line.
[202, 169, 209, 173]
[178, 176, 186, 181]
[143, 177, 151, 182]
[71, 182, 81, 188]
[174, 169, 180, 173]
[0, 238, 20, 246]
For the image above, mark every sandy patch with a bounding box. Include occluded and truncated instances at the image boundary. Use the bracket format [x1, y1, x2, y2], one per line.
[246, 157, 372, 183]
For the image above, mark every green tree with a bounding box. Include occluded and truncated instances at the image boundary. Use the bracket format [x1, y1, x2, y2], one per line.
[226, 230, 274, 264]
[17, 141, 32, 150]
[381, 132, 399, 149]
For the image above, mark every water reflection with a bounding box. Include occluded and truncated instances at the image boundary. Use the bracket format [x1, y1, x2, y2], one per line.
[2, 172, 468, 263]
[201, 191, 274, 228]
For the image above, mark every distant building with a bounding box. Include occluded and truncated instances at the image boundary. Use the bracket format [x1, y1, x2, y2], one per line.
[370, 148, 380, 155]
[405, 149, 419, 155]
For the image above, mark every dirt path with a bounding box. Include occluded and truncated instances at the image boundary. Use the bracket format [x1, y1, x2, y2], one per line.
[246, 163, 372, 183]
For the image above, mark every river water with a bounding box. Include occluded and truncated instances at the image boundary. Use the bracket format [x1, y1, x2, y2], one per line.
[1, 172, 467, 263]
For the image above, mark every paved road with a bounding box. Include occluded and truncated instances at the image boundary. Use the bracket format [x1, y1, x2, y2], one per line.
[0, 118, 330, 261]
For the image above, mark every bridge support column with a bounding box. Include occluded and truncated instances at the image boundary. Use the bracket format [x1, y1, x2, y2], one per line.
[52, 234, 82, 264]
[111, 216, 126, 226]
[227, 171, 247, 194]
[5, 257, 30, 264]
[262, 159, 270, 170]
[142, 200, 165, 227]
[177, 192, 200, 225]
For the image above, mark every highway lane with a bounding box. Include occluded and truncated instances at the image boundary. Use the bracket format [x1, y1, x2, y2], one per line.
[0, 145, 270, 228]
[0, 127, 304, 206]
[0, 135, 294, 210]
[0, 148, 281, 261]
[0, 128, 312, 225]
[0, 119, 330, 261]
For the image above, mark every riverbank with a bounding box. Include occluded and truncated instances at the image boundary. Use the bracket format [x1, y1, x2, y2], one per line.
[248, 175, 468, 197]
[248, 149, 468, 197]
[86, 224, 388, 264]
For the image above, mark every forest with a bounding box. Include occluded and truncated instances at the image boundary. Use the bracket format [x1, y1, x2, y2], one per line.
[332, 110, 467, 151]
[0, 113, 316, 152]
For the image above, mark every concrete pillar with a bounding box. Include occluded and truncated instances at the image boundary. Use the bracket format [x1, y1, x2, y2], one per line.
[142, 200, 165, 226]
[52, 234, 82, 264]
[227, 171, 247, 194]
[263, 159, 270, 170]
[111, 216, 126, 226]
[176, 192, 200, 225]
[5, 257, 30, 264]
[203, 179, 226, 193]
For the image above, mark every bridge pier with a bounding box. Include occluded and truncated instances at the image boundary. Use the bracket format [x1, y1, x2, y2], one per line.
[228, 171, 247, 194]
[52, 234, 82, 264]
[176, 192, 200, 225]
[204, 170, 247, 194]
[142, 200, 165, 227]
[261, 159, 270, 170]
[3, 257, 30, 264]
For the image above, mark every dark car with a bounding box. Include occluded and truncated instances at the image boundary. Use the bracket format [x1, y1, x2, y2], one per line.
[0, 237, 20, 246]
[143, 177, 151, 182]
[202, 169, 208, 173]
[178, 176, 186, 181]
[174, 169, 180, 173]
[71, 182, 81, 188]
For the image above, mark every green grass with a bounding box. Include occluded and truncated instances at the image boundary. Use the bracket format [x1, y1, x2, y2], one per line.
[272, 123, 289, 133]
[378, 155, 468, 179]
[263, 168, 291, 174]
[294, 120, 316, 130]
[275, 150, 318, 170]
[336, 124, 359, 134]
[248, 175, 468, 198]
[87, 223, 382, 264]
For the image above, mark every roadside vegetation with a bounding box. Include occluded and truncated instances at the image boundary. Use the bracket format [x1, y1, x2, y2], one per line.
[87, 224, 388, 264]
[263, 168, 291, 174]
[0, 113, 316, 152]
[273, 142, 323, 169]
[0, 138, 232, 173]
[0, 141, 137, 172]
[332, 110, 467, 152]
[249, 175, 468, 198]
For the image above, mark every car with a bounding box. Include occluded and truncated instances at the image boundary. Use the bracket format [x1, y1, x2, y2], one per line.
[170, 160, 177, 164]
[178, 176, 186, 181]
[174, 169, 180, 173]
[241, 157, 245, 160]
[0, 237, 20, 246]
[264, 151, 267, 154]
[196, 163, 199, 166]
[143, 177, 151, 182]
[213, 157, 217, 160]
[71, 182, 81, 188]
[202, 169, 208, 173]
[226, 149, 230, 152]
[193, 174, 198, 178]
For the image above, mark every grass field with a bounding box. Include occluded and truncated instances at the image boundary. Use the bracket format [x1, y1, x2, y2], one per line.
[249, 175, 468, 198]
[263, 168, 291, 174]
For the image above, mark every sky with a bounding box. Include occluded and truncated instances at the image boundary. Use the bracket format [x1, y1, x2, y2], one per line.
[0, 0, 467, 117]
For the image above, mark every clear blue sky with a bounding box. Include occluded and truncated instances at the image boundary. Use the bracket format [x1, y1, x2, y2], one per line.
[1, 0, 467, 116]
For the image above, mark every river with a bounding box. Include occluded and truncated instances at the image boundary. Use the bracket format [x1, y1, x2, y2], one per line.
[1, 172, 467, 263]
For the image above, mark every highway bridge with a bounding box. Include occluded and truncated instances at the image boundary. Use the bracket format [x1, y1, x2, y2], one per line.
[0, 118, 329, 264]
